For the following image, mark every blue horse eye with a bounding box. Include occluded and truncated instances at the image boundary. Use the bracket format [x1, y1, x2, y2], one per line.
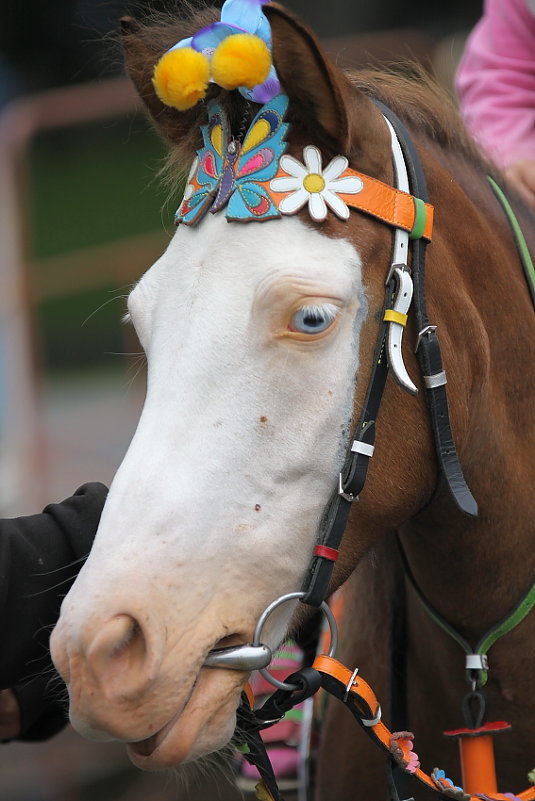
[290, 304, 338, 334]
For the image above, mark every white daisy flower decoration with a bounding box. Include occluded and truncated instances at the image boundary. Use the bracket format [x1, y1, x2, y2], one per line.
[270, 145, 364, 222]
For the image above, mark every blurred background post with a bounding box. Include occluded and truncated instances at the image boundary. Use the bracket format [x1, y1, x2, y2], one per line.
[0, 0, 480, 798]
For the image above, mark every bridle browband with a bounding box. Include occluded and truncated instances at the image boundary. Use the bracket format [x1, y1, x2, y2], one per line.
[301, 101, 478, 608]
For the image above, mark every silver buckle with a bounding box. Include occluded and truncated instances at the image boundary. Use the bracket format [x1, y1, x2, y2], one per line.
[343, 666, 382, 725]
[415, 324, 437, 353]
[385, 261, 409, 286]
[338, 473, 359, 503]
[343, 667, 360, 702]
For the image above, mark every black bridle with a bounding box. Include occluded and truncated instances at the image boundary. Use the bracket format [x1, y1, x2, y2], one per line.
[228, 103, 479, 801]
[205, 102, 478, 668]
[226, 106, 535, 801]
[301, 101, 478, 609]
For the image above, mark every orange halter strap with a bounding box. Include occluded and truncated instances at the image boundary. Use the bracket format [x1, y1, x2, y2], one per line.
[312, 655, 535, 801]
[237, 653, 535, 801]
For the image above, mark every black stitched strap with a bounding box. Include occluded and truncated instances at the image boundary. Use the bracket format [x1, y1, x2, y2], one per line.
[301, 279, 393, 606]
[301, 494, 351, 607]
[415, 329, 478, 516]
[303, 101, 478, 609]
[375, 100, 478, 518]
[236, 695, 287, 801]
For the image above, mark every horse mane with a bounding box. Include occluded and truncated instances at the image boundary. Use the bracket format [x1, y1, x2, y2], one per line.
[350, 65, 492, 172]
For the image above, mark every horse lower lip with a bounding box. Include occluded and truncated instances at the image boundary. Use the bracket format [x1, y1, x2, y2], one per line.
[128, 712, 178, 759]
[130, 732, 159, 757]
[127, 679, 198, 758]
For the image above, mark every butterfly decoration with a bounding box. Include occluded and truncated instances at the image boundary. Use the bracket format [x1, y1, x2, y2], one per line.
[176, 92, 289, 225]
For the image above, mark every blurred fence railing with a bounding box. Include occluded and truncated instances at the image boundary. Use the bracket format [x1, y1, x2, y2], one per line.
[0, 77, 166, 513]
[0, 28, 437, 514]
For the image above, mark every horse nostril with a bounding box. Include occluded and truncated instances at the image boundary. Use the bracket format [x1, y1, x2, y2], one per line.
[93, 615, 140, 657]
[85, 614, 149, 690]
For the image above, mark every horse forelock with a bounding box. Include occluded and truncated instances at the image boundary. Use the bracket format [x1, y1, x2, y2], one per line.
[121, 0, 501, 200]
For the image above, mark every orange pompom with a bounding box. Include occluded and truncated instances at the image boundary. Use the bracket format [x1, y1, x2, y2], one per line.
[152, 47, 210, 111]
[211, 33, 271, 91]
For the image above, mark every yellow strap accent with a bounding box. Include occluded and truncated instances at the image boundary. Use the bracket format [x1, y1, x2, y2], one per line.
[384, 309, 408, 326]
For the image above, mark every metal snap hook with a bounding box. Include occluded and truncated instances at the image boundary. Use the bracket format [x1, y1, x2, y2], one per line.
[252, 591, 338, 692]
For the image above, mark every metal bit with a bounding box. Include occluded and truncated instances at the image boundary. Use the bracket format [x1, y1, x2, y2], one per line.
[204, 643, 272, 671]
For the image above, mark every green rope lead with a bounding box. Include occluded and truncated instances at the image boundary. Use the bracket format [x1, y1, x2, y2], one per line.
[487, 176, 535, 303]
[398, 540, 535, 687]
[476, 579, 535, 659]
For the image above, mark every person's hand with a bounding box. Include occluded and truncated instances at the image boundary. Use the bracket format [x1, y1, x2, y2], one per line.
[504, 160, 535, 210]
[0, 689, 21, 740]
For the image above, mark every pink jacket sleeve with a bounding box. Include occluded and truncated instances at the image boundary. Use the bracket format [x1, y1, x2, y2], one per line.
[456, 0, 535, 168]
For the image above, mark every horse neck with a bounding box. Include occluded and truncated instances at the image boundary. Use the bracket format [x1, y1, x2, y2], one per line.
[399, 146, 535, 644]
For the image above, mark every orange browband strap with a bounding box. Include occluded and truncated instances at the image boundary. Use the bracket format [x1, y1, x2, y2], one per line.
[268, 166, 434, 240]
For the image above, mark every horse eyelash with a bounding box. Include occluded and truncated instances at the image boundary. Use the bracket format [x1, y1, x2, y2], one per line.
[300, 303, 339, 320]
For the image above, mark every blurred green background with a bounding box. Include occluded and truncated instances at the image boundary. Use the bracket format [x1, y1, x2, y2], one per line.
[30, 118, 170, 371]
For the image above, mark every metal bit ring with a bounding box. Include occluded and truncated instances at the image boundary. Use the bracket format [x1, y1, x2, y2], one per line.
[252, 591, 338, 692]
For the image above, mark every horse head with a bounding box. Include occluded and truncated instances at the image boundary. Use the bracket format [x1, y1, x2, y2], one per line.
[51, 1, 454, 772]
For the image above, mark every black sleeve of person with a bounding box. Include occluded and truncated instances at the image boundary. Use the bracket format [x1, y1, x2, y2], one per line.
[0, 482, 107, 740]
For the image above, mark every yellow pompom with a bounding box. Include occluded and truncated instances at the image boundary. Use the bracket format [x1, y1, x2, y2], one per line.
[211, 33, 271, 91]
[152, 47, 210, 111]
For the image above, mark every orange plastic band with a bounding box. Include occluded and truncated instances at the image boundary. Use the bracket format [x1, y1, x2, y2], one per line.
[458, 735, 498, 795]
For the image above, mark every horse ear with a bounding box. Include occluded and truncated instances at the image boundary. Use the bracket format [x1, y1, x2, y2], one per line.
[264, 3, 389, 167]
[121, 16, 207, 150]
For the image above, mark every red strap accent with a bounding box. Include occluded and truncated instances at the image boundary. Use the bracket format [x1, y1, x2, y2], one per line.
[314, 545, 339, 562]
